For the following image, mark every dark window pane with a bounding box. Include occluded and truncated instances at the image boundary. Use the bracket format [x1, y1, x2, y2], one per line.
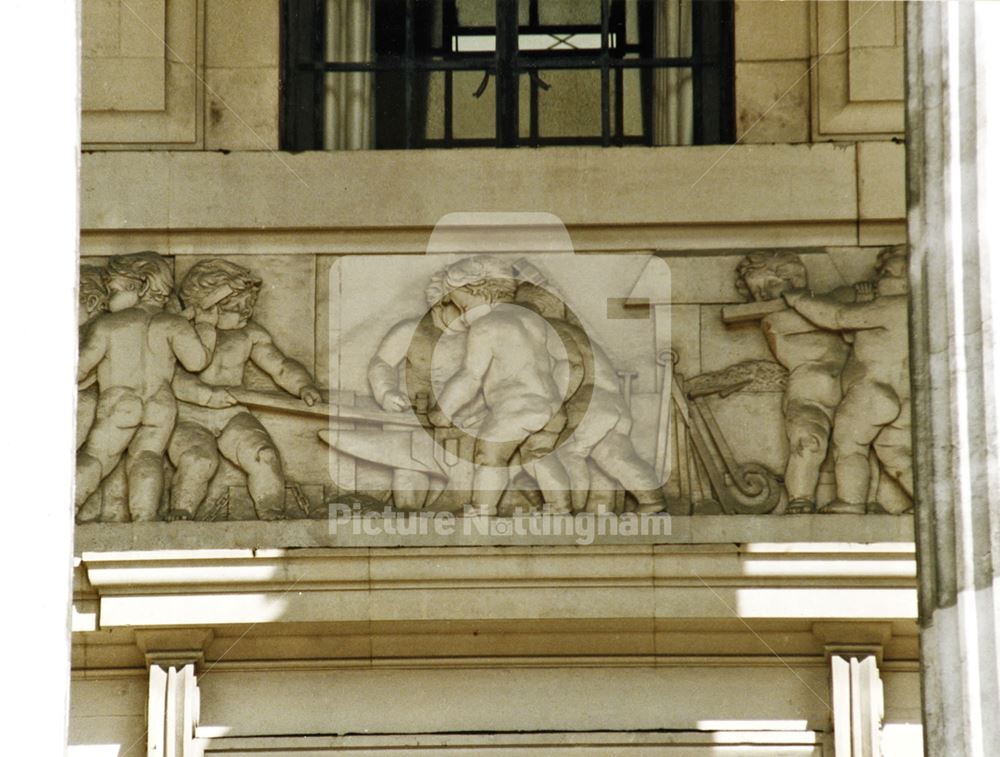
[536, 0, 601, 26]
[455, 0, 495, 27]
[281, 0, 733, 150]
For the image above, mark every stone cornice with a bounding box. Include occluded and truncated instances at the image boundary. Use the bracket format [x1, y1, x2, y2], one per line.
[74, 525, 917, 631]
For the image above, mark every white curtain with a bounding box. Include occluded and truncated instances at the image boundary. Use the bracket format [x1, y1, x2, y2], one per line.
[324, 0, 373, 150]
[653, 0, 693, 146]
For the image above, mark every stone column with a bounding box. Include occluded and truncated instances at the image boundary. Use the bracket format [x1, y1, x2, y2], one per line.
[906, 2, 1000, 756]
[135, 630, 213, 757]
[828, 651, 884, 757]
[146, 662, 200, 757]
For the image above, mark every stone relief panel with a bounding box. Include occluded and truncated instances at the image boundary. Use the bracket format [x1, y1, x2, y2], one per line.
[75, 245, 912, 523]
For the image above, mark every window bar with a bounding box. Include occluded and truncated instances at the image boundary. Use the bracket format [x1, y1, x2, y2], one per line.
[281, 0, 325, 150]
[528, 0, 538, 146]
[612, 0, 625, 145]
[404, 0, 416, 149]
[496, 0, 519, 147]
[445, 70, 454, 143]
[637, 0, 654, 145]
[600, 0, 611, 146]
[313, 57, 694, 73]
[691, 0, 704, 145]
[530, 69, 540, 146]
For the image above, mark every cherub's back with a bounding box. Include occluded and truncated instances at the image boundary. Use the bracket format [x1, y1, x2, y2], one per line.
[95, 308, 184, 398]
[477, 305, 563, 406]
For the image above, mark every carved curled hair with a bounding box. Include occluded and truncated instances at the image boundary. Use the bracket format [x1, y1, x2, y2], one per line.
[425, 269, 449, 307]
[876, 245, 907, 273]
[735, 250, 808, 302]
[79, 265, 108, 311]
[178, 258, 261, 309]
[106, 251, 174, 306]
[444, 256, 518, 304]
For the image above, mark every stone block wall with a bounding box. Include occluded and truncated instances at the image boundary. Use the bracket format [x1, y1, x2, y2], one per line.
[80, 0, 906, 151]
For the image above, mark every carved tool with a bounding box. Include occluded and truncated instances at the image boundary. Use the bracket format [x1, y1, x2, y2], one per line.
[228, 389, 424, 428]
[654, 350, 676, 479]
[318, 428, 448, 477]
[616, 369, 638, 409]
[720, 299, 786, 324]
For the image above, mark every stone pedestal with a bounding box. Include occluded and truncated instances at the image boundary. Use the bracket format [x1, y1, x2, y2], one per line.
[906, 3, 1000, 755]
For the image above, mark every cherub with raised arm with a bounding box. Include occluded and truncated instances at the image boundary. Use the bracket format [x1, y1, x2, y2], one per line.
[367, 268, 468, 510]
[167, 259, 322, 520]
[76, 251, 219, 521]
[782, 248, 912, 513]
[432, 256, 572, 515]
[736, 251, 853, 514]
[368, 269, 464, 413]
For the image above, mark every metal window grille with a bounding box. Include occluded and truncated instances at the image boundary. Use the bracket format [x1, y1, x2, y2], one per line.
[281, 0, 734, 150]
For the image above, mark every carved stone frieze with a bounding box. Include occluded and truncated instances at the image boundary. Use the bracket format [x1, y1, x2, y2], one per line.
[75, 246, 913, 522]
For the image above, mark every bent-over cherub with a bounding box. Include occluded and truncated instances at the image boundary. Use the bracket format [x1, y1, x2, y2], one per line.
[783, 248, 912, 513]
[76, 251, 218, 520]
[168, 259, 322, 520]
[433, 257, 572, 515]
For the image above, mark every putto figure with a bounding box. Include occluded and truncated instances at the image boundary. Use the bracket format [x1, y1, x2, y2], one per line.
[77, 265, 110, 451]
[168, 259, 322, 520]
[76, 252, 218, 521]
[736, 251, 851, 514]
[367, 269, 468, 510]
[515, 282, 666, 514]
[432, 256, 572, 515]
[783, 248, 912, 513]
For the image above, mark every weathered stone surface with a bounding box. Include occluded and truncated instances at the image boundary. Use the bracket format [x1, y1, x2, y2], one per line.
[75, 240, 913, 522]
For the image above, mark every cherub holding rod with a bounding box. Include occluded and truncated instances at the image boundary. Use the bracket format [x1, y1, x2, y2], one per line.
[782, 248, 912, 513]
[735, 251, 853, 513]
[167, 259, 321, 520]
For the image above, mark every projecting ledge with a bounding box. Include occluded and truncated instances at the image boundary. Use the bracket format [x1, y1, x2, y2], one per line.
[74, 514, 913, 553]
[73, 516, 917, 628]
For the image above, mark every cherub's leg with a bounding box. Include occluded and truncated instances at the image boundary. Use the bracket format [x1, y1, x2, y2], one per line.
[828, 383, 898, 513]
[76, 387, 143, 511]
[76, 384, 99, 451]
[589, 431, 666, 513]
[218, 412, 285, 520]
[471, 417, 524, 515]
[99, 461, 130, 522]
[556, 442, 592, 512]
[518, 410, 571, 513]
[520, 430, 571, 514]
[873, 401, 913, 498]
[392, 470, 430, 511]
[783, 400, 835, 513]
[558, 401, 619, 513]
[167, 422, 220, 520]
[127, 386, 177, 521]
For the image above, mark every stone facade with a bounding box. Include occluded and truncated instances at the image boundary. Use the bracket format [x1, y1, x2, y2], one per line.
[71, 2, 929, 756]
